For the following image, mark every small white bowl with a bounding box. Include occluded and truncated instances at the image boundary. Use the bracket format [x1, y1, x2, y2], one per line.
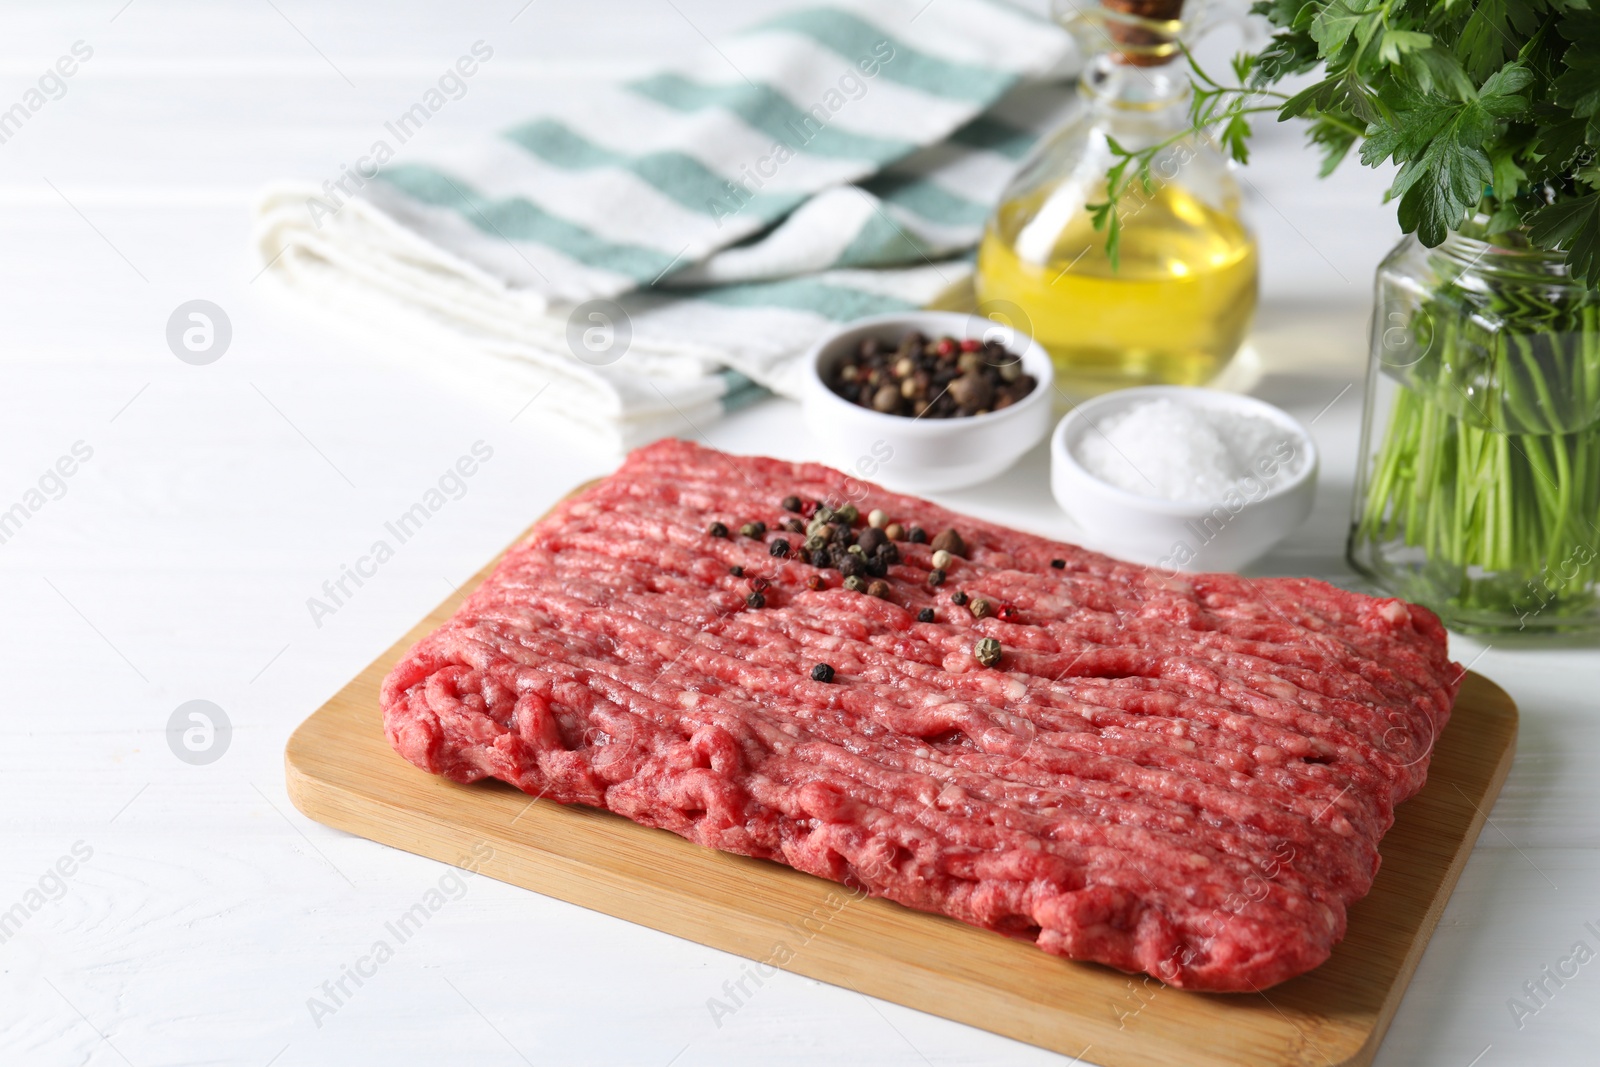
[1050, 386, 1318, 573]
[801, 311, 1055, 492]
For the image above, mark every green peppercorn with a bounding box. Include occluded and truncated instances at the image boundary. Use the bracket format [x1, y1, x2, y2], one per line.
[740, 521, 766, 539]
[927, 568, 946, 587]
[782, 495, 802, 512]
[804, 535, 826, 554]
[811, 663, 835, 682]
[770, 539, 790, 557]
[837, 504, 859, 526]
[974, 637, 1002, 668]
[970, 598, 992, 619]
[814, 505, 835, 525]
[917, 608, 935, 623]
[843, 575, 866, 592]
[746, 591, 766, 609]
[951, 590, 968, 606]
[708, 521, 728, 538]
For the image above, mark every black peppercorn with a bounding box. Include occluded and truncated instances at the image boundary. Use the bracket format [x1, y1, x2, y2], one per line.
[917, 608, 935, 622]
[782, 495, 802, 513]
[811, 663, 835, 682]
[865, 557, 887, 579]
[839, 556, 865, 579]
[746, 591, 766, 609]
[877, 542, 900, 565]
[729, 565, 744, 577]
[951, 590, 968, 606]
[1051, 559, 1066, 569]
[770, 539, 790, 557]
[784, 518, 806, 534]
[928, 569, 945, 587]
[740, 521, 766, 539]
[908, 527, 928, 544]
[810, 549, 831, 568]
[708, 522, 728, 538]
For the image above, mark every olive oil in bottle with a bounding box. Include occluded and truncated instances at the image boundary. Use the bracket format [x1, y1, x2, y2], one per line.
[975, 0, 1258, 393]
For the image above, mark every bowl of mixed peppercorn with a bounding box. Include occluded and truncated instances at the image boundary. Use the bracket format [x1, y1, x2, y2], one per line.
[802, 311, 1053, 491]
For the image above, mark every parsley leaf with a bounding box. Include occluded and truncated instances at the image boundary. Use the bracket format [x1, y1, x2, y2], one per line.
[1309, 0, 1383, 59]
[1379, 29, 1432, 67]
[1307, 118, 1359, 175]
[1526, 192, 1600, 287]
[1460, 0, 1546, 81]
[1554, 15, 1600, 119]
[1394, 133, 1492, 245]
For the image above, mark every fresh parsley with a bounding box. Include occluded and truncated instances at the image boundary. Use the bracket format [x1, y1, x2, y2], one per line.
[1093, 1, 1600, 287]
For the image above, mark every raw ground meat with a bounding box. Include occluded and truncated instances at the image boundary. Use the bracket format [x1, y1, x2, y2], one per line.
[381, 439, 1461, 991]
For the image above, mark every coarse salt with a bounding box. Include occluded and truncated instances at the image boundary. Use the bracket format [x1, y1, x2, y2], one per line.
[1074, 397, 1304, 502]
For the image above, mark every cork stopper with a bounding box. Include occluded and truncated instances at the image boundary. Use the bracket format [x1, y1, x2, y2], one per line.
[1099, 0, 1186, 66]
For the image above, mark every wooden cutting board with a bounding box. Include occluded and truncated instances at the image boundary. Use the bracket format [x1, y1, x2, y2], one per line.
[285, 495, 1518, 1067]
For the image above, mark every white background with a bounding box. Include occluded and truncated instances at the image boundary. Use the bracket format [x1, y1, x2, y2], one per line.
[1, 2, 1594, 1065]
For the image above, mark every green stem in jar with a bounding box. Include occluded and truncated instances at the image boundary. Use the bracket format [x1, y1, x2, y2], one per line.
[1354, 266, 1600, 622]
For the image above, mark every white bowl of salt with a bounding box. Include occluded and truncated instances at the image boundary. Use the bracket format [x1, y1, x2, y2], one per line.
[1050, 386, 1318, 573]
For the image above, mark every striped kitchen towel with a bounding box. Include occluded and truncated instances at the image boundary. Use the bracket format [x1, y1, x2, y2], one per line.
[253, 0, 1075, 451]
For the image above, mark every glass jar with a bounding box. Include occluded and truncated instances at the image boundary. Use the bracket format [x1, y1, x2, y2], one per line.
[1349, 223, 1600, 632]
[974, 0, 1258, 395]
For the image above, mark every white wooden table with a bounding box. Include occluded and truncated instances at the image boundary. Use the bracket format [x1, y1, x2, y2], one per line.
[2, 3, 1593, 1065]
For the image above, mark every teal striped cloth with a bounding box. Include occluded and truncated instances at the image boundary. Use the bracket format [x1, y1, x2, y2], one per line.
[253, 0, 1074, 451]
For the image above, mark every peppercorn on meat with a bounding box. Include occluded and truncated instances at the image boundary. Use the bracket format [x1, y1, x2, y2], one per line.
[381, 439, 1461, 992]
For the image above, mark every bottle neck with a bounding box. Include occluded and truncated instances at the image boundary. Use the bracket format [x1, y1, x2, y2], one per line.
[1079, 52, 1189, 111]
[1058, 0, 1190, 67]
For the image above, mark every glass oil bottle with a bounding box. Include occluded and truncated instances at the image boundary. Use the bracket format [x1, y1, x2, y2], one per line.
[975, 0, 1257, 394]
